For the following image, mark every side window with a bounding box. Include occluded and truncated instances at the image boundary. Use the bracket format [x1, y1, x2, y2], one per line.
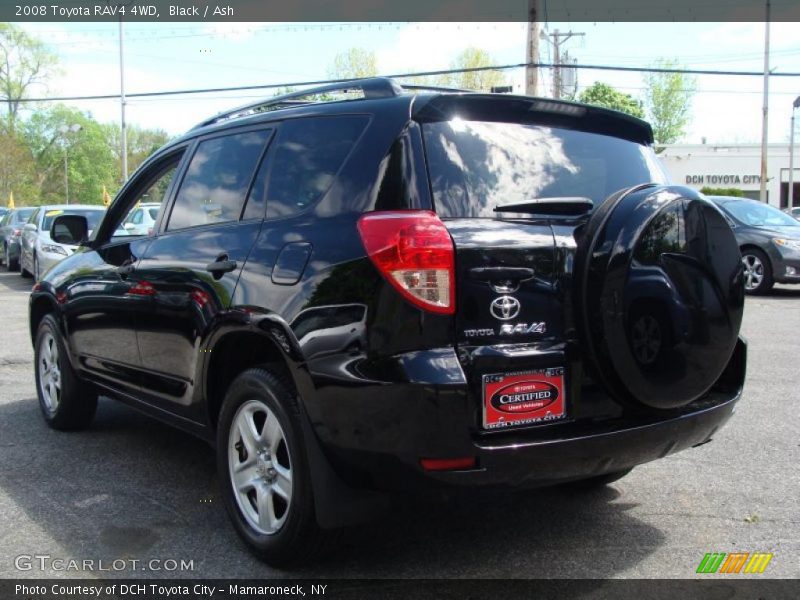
[112, 157, 181, 239]
[246, 116, 368, 220]
[131, 209, 143, 225]
[168, 130, 270, 231]
[29, 209, 40, 227]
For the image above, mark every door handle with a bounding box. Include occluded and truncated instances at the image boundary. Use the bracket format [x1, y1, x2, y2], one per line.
[206, 254, 237, 278]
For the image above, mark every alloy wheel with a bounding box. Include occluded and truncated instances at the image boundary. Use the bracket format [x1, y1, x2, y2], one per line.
[742, 254, 764, 291]
[38, 332, 62, 413]
[228, 399, 293, 535]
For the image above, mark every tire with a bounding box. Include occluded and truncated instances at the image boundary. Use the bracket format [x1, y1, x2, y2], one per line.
[562, 468, 633, 490]
[741, 248, 773, 295]
[217, 367, 332, 566]
[34, 314, 98, 431]
[20, 252, 31, 278]
[6, 244, 19, 271]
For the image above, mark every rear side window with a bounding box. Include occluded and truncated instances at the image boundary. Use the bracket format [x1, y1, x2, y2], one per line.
[422, 120, 667, 218]
[246, 116, 368, 220]
[168, 130, 270, 231]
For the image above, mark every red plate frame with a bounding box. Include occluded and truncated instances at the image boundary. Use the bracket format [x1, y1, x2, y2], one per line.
[482, 367, 567, 430]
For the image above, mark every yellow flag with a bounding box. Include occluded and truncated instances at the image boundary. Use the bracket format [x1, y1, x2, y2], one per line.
[102, 185, 111, 207]
[7, 191, 14, 209]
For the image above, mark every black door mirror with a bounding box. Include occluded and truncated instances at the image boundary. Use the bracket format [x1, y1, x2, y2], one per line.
[50, 214, 89, 245]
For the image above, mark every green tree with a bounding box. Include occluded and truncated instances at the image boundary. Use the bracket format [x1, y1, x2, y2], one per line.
[23, 105, 117, 205]
[443, 47, 507, 92]
[579, 82, 644, 119]
[0, 24, 58, 131]
[103, 123, 171, 183]
[0, 129, 38, 202]
[328, 48, 378, 80]
[643, 59, 696, 149]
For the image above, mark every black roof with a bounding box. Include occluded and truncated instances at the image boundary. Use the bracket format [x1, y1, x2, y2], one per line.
[170, 76, 654, 147]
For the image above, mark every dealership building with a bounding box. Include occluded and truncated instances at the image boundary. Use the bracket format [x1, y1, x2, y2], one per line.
[659, 143, 798, 208]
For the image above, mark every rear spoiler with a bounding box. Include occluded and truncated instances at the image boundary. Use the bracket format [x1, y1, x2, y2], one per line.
[411, 93, 653, 146]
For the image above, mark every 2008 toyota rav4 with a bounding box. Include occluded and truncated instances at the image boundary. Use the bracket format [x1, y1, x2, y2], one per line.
[30, 78, 746, 566]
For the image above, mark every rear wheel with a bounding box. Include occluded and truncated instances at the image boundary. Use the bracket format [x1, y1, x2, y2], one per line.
[217, 368, 332, 566]
[34, 314, 97, 430]
[741, 248, 773, 295]
[5, 244, 19, 271]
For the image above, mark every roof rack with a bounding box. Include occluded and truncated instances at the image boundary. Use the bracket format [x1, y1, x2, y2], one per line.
[400, 83, 471, 94]
[192, 77, 404, 130]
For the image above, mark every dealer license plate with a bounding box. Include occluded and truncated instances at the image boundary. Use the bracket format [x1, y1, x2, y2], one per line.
[482, 367, 567, 430]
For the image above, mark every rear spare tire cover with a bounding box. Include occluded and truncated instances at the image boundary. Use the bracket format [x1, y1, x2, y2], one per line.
[575, 185, 744, 410]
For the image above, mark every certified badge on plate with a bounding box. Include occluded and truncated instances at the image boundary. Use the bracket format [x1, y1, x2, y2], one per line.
[482, 367, 566, 429]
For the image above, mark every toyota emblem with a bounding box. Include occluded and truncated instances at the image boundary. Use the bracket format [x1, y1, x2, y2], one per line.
[490, 296, 521, 320]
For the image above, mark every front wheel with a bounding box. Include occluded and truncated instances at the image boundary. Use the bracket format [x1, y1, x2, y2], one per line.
[741, 248, 773, 295]
[34, 314, 98, 430]
[217, 368, 332, 566]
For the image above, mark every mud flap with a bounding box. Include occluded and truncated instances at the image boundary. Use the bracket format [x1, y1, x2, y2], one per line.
[298, 403, 391, 529]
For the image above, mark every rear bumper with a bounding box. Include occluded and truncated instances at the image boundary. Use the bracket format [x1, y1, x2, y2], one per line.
[421, 391, 737, 488]
[305, 338, 746, 491]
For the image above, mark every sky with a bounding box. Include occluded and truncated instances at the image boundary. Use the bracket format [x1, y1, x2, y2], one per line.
[15, 21, 800, 145]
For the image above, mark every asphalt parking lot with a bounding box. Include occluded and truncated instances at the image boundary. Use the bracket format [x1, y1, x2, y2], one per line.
[0, 268, 798, 580]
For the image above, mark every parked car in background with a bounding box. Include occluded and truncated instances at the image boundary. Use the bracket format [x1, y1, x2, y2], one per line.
[784, 206, 800, 221]
[0, 207, 36, 271]
[120, 202, 161, 236]
[29, 79, 746, 566]
[0, 207, 8, 219]
[19, 205, 106, 281]
[709, 196, 800, 294]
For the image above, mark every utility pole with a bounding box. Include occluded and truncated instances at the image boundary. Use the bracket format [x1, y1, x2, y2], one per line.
[524, 0, 540, 96]
[119, 17, 128, 183]
[759, 1, 770, 203]
[542, 29, 584, 99]
[789, 96, 800, 210]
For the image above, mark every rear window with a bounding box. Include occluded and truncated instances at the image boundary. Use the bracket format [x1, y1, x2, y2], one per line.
[422, 120, 667, 218]
[722, 201, 799, 228]
[15, 209, 34, 223]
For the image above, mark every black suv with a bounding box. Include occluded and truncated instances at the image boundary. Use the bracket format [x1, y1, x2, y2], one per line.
[30, 78, 746, 565]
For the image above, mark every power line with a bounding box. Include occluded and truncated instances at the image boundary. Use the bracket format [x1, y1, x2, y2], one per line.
[4, 61, 800, 104]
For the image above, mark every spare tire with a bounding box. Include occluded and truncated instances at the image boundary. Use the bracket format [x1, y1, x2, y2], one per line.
[575, 184, 745, 410]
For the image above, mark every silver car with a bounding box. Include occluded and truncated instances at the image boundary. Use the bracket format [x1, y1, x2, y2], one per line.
[121, 202, 161, 236]
[19, 205, 106, 281]
[0, 207, 36, 271]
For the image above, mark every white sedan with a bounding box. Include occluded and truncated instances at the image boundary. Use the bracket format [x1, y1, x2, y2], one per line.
[19, 205, 106, 281]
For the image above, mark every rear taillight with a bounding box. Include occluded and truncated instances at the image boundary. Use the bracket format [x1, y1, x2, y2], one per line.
[357, 210, 455, 315]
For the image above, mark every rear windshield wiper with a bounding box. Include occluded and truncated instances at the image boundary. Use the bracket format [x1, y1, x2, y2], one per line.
[493, 197, 593, 216]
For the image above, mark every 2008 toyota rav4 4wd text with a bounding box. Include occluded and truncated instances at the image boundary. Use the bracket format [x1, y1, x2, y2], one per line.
[30, 78, 746, 566]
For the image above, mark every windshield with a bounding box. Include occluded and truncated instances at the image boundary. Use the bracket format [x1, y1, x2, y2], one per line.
[422, 119, 667, 218]
[42, 209, 105, 233]
[723, 201, 799, 228]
